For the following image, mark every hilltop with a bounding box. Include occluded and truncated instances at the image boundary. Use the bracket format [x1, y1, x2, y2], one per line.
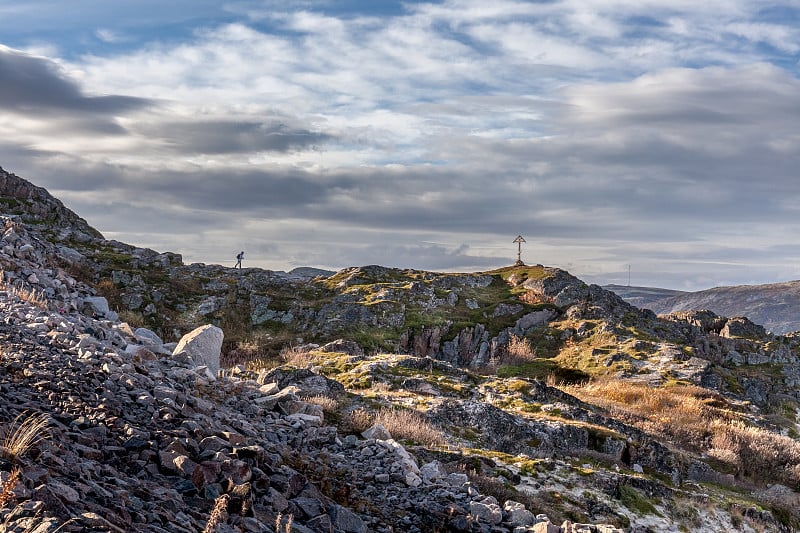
[1, 166, 800, 532]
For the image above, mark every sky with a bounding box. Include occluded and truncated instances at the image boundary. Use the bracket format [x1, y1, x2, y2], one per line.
[1, 0, 799, 290]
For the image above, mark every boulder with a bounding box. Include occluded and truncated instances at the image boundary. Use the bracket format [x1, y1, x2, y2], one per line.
[83, 296, 117, 320]
[320, 338, 364, 356]
[173, 325, 224, 375]
[362, 423, 392, 441]
[469, 499, 502, 524]
[504, 500, 535, 527]
[134, 327, 163, 346]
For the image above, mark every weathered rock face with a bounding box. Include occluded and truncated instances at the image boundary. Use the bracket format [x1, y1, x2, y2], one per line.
[0, 167, 102, 241]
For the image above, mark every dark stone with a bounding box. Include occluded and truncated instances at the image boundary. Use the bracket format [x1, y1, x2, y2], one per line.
[173, 479, 197, 496]
[122, 437, 149, 450]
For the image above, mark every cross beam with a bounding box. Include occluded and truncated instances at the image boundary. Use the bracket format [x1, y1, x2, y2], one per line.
[513, 235, 526, 266]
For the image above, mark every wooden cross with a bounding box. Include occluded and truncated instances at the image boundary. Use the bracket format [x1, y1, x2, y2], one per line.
[513, 235, 526, 266]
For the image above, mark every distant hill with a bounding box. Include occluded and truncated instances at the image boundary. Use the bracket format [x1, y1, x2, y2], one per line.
[603, 284, 687, 308]
[607, 281, 800, 334]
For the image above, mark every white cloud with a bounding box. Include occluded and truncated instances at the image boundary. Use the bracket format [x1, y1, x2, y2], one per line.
[95, 28, 122, 43]
[2, 0, 800, 289]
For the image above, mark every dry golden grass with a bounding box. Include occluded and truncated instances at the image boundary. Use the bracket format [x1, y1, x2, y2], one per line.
[280, 345, 317, 368]
[502, 335, 537, 366]
[304, 395, 339, 415]
[1, 412, 49, 462]
[275, 513, 294, 533]
[348, 407, 445, 446]
[0, 281, 48, 310]
[0, 468, 20, 508]
[566, 379, 800, 487]
[367, 381, 392, 393]
[202, 494, 230, 533]
[93, 278, 121, 309]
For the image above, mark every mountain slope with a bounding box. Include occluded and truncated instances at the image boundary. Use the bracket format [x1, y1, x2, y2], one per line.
[1, 167, 800, 532]
[602, 284, 688, 308]
[608, 281, 800, 335]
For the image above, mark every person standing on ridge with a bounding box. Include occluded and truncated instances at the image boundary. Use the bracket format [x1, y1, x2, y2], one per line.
[235, 251, 244, 269]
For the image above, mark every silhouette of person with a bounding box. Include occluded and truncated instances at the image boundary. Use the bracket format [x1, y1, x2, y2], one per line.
[235, 251, 244, 269]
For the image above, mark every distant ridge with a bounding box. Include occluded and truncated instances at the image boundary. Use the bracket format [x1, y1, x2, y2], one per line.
[608, 280, 800, 334]
[603, 284, 687, 308]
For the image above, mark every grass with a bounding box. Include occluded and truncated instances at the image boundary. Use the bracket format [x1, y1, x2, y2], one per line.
[348, 407, 446, 446]
[1, 412, 49, 462]
[280, 345, 319, 368]
[118, 309, 145, 328]
[202, 494, 230, 533]
[0, 277, 48, 310]
[497, 358, 590, 384]
[93, 278, 121, 310]
[566, 378, 800, 488]
[304, 394, 339, 416]
[0, 468, 20, 508]
[619, 485, 660, 516]
[501, 335, 537, 366]
[275, 513, 294, 533]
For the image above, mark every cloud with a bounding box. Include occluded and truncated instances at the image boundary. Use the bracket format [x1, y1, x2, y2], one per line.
[0, 46, 150, 114]
[95, 29, 120, 43]
[2, 1, 800, 289]
[135, 119, 333, 154]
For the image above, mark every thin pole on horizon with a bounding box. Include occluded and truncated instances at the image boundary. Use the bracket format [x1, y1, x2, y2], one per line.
[628, 264, 631, 287]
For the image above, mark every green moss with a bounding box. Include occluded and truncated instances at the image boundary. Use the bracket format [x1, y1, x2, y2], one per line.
[94, 250, 135, 269]
[770, 503, 800, 529]
[498, 359, 590, 384]
[0, 196, 20, 209]
[618, 485, 660, 516]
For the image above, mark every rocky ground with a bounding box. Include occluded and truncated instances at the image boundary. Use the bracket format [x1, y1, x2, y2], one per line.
[0, 230, 628, 533]
[1, 166, 800, 532]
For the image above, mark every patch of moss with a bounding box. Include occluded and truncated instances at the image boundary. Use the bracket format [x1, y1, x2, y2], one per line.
[498, 359, 590, 384]
[618, 485, 660, 516]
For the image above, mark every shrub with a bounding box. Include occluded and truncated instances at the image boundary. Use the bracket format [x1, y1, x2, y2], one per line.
[502, 335, 537, 366]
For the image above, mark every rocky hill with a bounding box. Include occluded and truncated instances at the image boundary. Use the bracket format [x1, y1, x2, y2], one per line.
[607, 282, 800, 335]
[2, 165, 800, 532]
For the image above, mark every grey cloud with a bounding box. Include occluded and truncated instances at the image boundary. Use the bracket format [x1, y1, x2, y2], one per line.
[0, 48, 150, 115]
[137, 120, 332, 154]
[286, 241, 506, 273]
[146, 168, 333, 210]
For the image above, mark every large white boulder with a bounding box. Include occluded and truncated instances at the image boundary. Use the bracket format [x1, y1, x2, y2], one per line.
[173, 325, 223, 376]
